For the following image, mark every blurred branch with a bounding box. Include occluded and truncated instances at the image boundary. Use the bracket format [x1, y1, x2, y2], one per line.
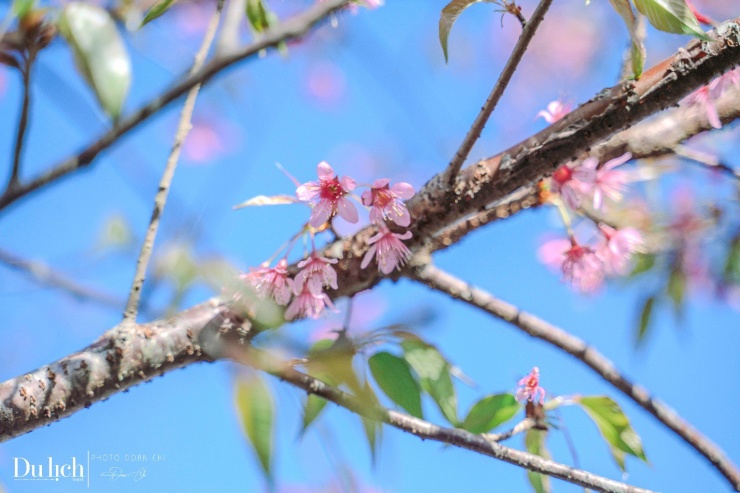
[444, 0, 553, 183]
[0, 0, 352, 213]
[239, 351, 655, 493]
[0, 248, 123, 310]
[7, 52, 33, 191]
[673, 144, 740, 180]
[405, 262, 740, 490]
[122, 0, 224, 324]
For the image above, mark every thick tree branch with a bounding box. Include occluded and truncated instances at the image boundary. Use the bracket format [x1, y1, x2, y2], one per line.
[0, 0, 351, 213]
[123, 0, 224, 323]
[228, 347, 656, 493]
[444, 0, 553, 182]
[405, 263, 740, 490]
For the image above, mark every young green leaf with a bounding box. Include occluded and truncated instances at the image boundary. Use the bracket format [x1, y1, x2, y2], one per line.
[141, 0, 177, 27]
[439, 0, 494, 63]
[525, 429, 551, 493]
[12, 0, 36, 18]
[608, 0, 645, 77]
[636, 295, 656, 347]
[578, 396, 648, 471]
[369, 352, 424, 419]
[723, 236, 740, 284]
[361, 415, 382, 461]
[630, 252, 657, 277]
[301, 394, 329, 434]
[234, 376, 275, 481]
[246, 0, 278, 34]
[461, 393, 520, 434]
[402, 339, 458, 425]
[666, 268, 686, 317]
[632, 0, 711, 41]
[58, 3, 131, 119]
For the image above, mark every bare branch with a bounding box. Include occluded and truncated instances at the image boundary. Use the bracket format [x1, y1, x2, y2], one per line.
[7, 51, 34, 191]
[0, 0, 352, 213]
[406, 263, 740, 490]
[0, 248, 123, 310]
[122, 0, 224, 323]
[444, 0, 553, 183]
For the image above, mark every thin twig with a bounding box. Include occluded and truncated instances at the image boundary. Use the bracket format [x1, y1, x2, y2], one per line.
[0, 248, 124, 310]
[7, 52, 33, 191]
[122, 0, 225, 323]
[246, 354, 655, 493]
[484, 418, 535, 442]
[406, 263, 740, 490]
[444, 0, 553, 184]
[0, 0, 351, 213]
[673, 144, 740, 180]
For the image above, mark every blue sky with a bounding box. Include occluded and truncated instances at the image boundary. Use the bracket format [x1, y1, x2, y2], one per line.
[0, 0, 738, 492]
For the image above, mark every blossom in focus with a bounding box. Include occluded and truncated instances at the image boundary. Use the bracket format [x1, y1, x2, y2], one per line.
[549, 163, 595, 209]
[537, 100, 571, 124]
[596, 225, 644, 276]
[297, 162, 358, 227]
[516, 367, 546, 404]
[242, 259, 293, 305]
[285, 284, 335, 320]
[361, 178, 415, 227]
[294, 252, 338, 295]
[580, 152, 633, 210]
[360, 227, 413, 274]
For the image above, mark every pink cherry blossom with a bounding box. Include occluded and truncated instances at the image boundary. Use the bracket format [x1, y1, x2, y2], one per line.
[550, 163, 595, 209]
[682, 68, 740, 130]
[297, 162, 358, 227]
[581, 152, 633, 210]
[285, 284, 335, 320]
[294, 252, 338, 295]
[596, 225, 643, 276]
[361, 178, 415, 227]
[540, 237, 603, 292]
[515, 367, 546, 404]
[360, 227, 413, 275]
[242, 259, 293, 305]
[537, 100, 571, 124]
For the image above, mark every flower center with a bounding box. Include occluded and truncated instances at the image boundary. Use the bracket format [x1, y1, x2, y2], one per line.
[319, 177, 345, 201]
[552, 165, 572, 184]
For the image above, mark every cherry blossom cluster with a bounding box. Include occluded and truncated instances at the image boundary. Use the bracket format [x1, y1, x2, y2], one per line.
[242, 161, 414, 321]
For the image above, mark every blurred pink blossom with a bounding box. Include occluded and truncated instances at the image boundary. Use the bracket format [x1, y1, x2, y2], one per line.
[516, 367, 545, 404]
[294, 252, 338, 295]
[537, 100, 571, 124]
[285, 284, 335, 320]
[550, 163, 595, 209]
[305, 61, 347, 107]
[596, 225, 643, 276]
[581, 152, 633, 210]
[539, 237, 603, 293]
[297, 162, 358, 227]
[242, 259, 293, 305]
[682, 68, 740, 129]
[361, 227, 413, 274]
[361, 178, 415, 227]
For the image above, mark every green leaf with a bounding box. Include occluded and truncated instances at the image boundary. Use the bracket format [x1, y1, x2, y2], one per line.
[402, 339, 458, 425]
[439, 0, 494, 63]
[12, 0, 36, 18]
[723, 237, 740, 284]
[141, 0, 178, 27]
[461, 393, 520, 434]
[666, 268, 685, 317]
[246, 0, 278, 34]
[58, 3, 131, 119]
[234, 376, 275, 480]
[608, 0, 645, 77]
[525, 429, 551, 493]
[630, 252, 656, 277]
[578, 396, 648, 471]
[361, 414, 382, 461]
[369, 352, 423, 419]
[632, 0, 711, 41]
[636, 295, 655, 346]
[301, 394, 329, 433]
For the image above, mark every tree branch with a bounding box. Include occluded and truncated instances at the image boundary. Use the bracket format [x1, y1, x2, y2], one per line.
[122, 0, 224, 323]
[228, 347, 656, 493]
[405, 262, 740, 490]
[0, 0, 352, 213]
[444, 0, 553, 183]
[7, 51, 33, 191]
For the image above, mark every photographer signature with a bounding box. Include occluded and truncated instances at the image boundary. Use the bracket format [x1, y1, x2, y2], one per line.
[101, 467, 147, 481]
